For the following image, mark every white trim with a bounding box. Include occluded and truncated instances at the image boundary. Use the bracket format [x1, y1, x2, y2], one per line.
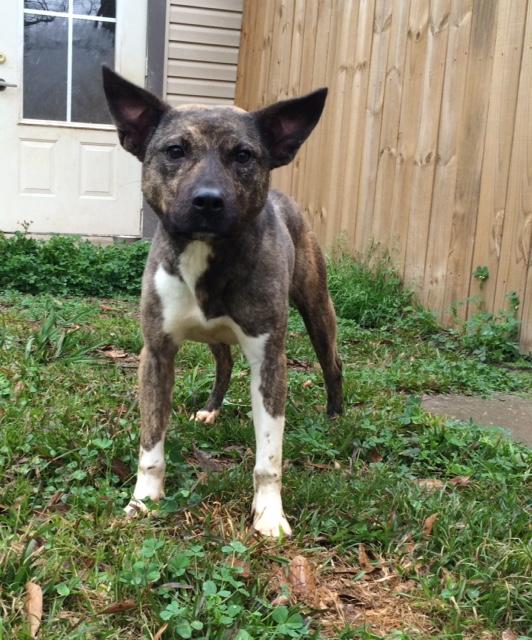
[23, 9, 116, 22]
[66, 1, 73, 121]
[18, 118, 116, 130]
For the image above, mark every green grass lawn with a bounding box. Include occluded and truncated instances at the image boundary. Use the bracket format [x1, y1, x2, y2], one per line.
[0, 272, 531, 639]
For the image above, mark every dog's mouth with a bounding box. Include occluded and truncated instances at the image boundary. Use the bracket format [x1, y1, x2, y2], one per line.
[161, 217, 235, 242]
[160, 207, 238, 240]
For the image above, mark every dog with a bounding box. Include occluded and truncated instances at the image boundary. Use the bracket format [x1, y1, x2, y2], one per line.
[102, 67, 343, 537]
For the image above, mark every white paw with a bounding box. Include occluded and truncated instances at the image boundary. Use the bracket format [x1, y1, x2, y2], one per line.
[124, 498, 148, 518]
[252, 500, 292, 538]
[191, 409, 220, 425]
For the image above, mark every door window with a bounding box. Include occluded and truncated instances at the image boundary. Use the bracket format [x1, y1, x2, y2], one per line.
[23, 1, 116, 124]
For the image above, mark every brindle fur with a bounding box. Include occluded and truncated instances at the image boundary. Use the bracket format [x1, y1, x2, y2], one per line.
[102, 67, 343, 525]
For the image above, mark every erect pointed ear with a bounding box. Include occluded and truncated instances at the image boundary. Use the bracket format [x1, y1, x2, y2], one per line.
[102, 65, 167, 160]
[253, 88, 328, 169]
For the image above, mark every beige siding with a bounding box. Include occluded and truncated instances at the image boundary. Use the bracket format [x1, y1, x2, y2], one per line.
[166, 0, 243, 107]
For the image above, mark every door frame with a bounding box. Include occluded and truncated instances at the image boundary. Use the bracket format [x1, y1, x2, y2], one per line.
[142, 0, 167, 239]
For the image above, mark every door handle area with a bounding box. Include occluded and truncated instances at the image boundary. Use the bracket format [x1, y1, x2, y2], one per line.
[0, 79, 17, 91]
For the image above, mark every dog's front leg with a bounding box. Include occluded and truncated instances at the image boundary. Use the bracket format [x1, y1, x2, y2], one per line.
[125, 342, 177, 516]
[241, 333, 292, 538]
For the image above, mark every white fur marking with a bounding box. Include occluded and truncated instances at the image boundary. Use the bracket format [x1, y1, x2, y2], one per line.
[154, 242, 243, 345]
[240, 335, 292, 538]
[133, 440, 165, 502]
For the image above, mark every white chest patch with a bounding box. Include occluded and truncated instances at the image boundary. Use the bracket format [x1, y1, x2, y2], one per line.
[154, 241, 241, 345]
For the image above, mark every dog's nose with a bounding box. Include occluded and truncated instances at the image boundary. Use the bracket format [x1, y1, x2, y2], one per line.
[192, 189, 225, 215]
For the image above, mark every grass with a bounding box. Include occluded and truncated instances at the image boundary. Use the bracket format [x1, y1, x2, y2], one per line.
[0, 254, 531, 640]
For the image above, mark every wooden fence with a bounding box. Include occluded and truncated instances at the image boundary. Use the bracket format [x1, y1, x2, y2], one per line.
[235, 0, 532, 352]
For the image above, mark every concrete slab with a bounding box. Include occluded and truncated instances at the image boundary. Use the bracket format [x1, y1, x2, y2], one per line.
[422, 393, 532, 447]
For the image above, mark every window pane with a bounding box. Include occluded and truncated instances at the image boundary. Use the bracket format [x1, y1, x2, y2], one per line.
[24, 1, 69, 11]
[71, 19, 115, 123]
[23, 15, 67, 121]
[73, 0, 116, 18]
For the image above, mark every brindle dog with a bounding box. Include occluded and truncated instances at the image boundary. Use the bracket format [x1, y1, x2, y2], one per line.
[102, 66, 343, 537]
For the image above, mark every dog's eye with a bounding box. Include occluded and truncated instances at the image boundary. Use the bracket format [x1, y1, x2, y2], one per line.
[166, 145, 185, 160]
[234, 149, 252, 164]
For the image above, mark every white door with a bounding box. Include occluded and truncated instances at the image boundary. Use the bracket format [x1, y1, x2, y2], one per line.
[0, 0, 147, 237]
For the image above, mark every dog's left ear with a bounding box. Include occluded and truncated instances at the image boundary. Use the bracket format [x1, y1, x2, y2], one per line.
[253, 88, 328, 169]
[102, 65, 167, 160]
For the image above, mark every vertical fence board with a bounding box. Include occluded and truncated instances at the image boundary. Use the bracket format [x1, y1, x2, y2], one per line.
[322, 1, 366, 246]
[521, 263, 532, 352]
[290, 0, 325, 206]
[372, 0, 411, 250]
[353, 0, 393, 255]
[388, 0, 430, 273]
[403, 0, 450, 288]
[235, 0, 532, 352]
[338, 0, 376, 246]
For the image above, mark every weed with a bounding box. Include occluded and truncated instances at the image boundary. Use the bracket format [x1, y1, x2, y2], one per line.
[23, 300, 102, 364]
[459, 295, 521, 363]
[327, 251, 415, 329]
[0, 232, 148, 297]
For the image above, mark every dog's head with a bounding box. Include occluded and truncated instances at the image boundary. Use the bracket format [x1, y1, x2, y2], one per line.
[102, 67, 327, 240]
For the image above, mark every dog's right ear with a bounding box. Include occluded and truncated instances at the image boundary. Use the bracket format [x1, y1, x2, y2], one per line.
[102, 66, 167, 160]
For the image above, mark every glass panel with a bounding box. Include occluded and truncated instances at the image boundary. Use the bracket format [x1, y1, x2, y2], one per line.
[73, 0, 116, 18]
[24, 1, 69, 11]
[23, 15, 68, 121]
[71, 19, 115, 123]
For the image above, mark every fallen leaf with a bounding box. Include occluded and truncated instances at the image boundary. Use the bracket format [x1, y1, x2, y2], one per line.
[44, 492, 69, 513]
[154, 623, 168, 640]
[416, 478, 445, 490]
[302, 379, 313, 388]
[110, 458, 131, 482]
[287, 357, 312, 371]
[358, 543, 377, 573]
[423, 513, 438, 537]
[99, 304, 118, 312]
[449, 475, 471, 486]
[231, 558, 251, 578]
[289, 555, 318, 606]
[305, 461, 335, 470]
[102, 348, 128, 359]
[271, 594, 290, 606]
[14, 381, 26, 396]
[99, 599, 136, 615]
[501, 630, 518, 640]
[190, 446, 225, 473]
[25, 581, 43, 638]
[368, 450, 383, 463]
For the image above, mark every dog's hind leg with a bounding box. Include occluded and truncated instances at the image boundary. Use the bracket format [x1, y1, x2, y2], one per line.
[125, 341, 177, 516]
[291, 238, 343, 416]
[193, 343, 233, 425]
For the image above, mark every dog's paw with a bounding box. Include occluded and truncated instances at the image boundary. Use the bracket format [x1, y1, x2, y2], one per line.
[123, 498, 148, 518]
[253, 506, 292, 538]
[191, 409, 220, 425]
